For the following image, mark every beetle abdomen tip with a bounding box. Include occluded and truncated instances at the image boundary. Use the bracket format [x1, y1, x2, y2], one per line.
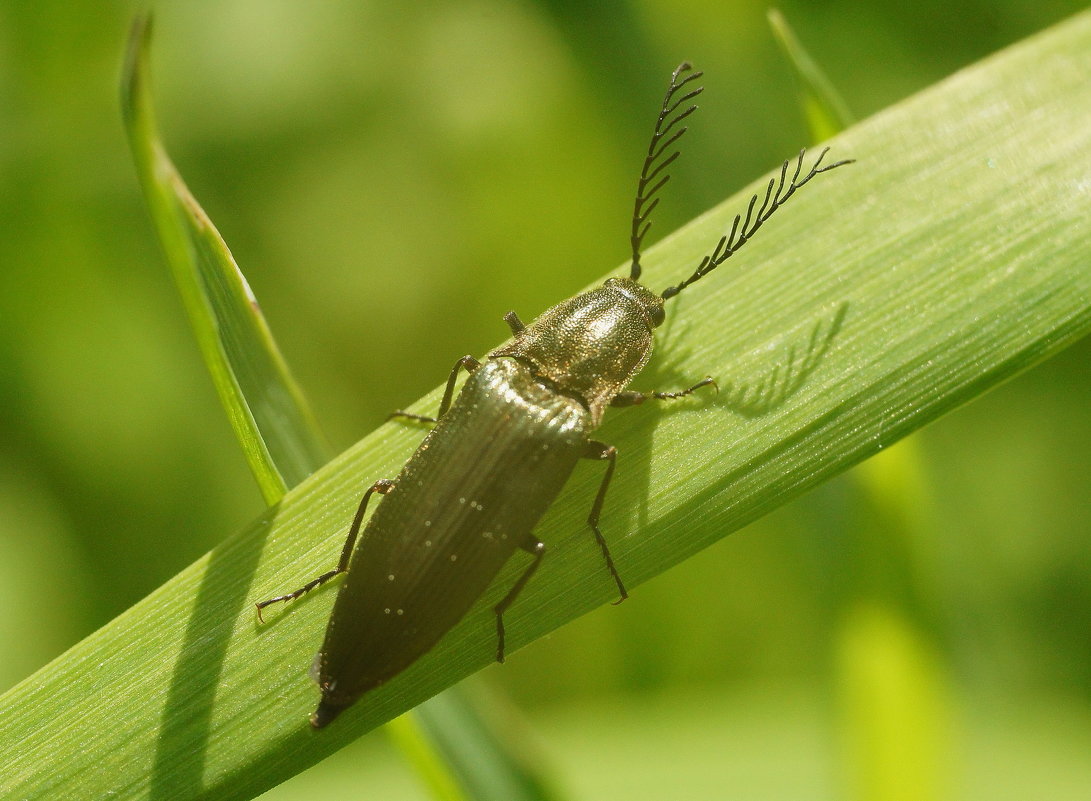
[310, 700, 346, 729]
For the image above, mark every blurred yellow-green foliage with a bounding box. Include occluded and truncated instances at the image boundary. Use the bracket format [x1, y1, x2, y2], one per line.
[1, 2, 1089, 799]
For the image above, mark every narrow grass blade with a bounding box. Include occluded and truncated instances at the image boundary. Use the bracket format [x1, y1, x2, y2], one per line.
[769, 8, 855, 141]
[120, 15, 564, 801]
[837, 443, 956, 801]
[2, 10, 1089, 801]
[121, 15, 328, 502]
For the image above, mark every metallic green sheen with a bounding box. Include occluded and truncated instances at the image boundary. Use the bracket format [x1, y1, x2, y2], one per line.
[492, 277, 664, 425]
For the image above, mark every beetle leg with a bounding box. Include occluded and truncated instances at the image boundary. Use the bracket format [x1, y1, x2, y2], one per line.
[388, 355, 482, 424]
[583, 440, 628, 604]
[255, 478, 396, 622]
[610, 376, 717, 407]
[493, 536, 546, 663]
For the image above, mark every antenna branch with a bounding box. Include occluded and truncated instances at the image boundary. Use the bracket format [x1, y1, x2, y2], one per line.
[629, 63, 704, 281]
[660, 148, 853, 299]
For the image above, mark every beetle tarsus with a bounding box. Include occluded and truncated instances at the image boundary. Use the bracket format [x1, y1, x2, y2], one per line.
[255, 478, 395, 623]
[652, 376, 717, 400]
[255, 568, 343, 622]
[611, 376, 718, 407]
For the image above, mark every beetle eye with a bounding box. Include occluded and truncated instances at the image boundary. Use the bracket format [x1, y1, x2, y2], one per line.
[649, 305, 665, 327]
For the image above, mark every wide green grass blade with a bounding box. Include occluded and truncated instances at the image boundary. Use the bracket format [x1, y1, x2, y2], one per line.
[769, 16, 957, 795]
[2, 10, 1089, 801]
[121, 15, 328, 502]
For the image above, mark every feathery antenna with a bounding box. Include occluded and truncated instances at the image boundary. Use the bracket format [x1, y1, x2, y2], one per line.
[660, 148, 853, 299]
[629, 63, 704, 282]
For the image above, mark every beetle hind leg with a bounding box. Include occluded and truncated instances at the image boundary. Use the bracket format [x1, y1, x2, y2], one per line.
[584, 440, 628, 604]
[493, 536, 546, 663]
[254, 478, 395, 622]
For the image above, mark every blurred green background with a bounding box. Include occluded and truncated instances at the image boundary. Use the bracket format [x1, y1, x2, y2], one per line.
[1, 1, 1089, 799]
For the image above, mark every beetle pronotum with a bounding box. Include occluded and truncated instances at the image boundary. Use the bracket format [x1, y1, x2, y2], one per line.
[257, 63, 851, 728]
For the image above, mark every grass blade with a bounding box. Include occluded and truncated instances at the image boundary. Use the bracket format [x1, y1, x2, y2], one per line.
[121, 14, 328, 501]
[768, 8, 855, 141]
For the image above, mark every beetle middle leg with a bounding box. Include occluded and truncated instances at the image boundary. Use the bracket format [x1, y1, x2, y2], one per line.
[583, 440, 628, 604]
[610, 376, 717, 407]
[255, 478, 396, 621]
[389, 355, 481, 424]
[493, 535, 546, 663]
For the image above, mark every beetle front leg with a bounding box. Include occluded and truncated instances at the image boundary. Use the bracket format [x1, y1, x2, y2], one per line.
[389, 355, 482, 424]
[493, 535, 546, 663]
[583, 440, 628, 604]
[611, 376, 717, 407]
[255, 478, 396, 621]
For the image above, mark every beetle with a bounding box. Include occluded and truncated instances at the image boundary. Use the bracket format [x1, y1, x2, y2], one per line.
[257, 63, 852, 728]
